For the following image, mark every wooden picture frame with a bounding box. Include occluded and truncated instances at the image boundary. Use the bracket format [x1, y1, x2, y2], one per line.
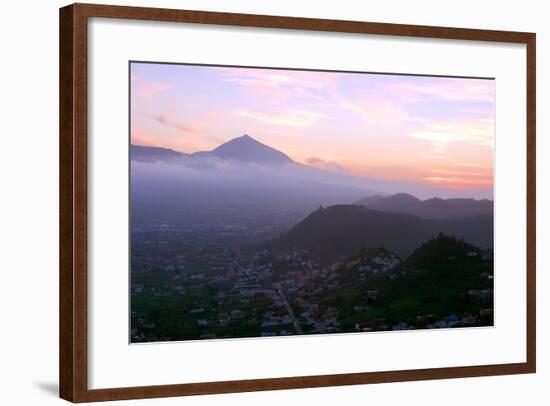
[59, 3, 536, 402]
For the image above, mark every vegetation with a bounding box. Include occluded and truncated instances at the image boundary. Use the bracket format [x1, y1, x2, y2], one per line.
[324, 234, 493, 330]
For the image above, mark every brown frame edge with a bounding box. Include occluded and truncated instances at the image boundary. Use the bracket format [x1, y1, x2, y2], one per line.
[59, 3, 536, 403]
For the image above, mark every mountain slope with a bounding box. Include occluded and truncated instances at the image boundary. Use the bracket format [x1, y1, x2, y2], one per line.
[130, 137, 379, 227]
[270, 205, 493, 260]
[131, 144, 187, 163]
[192, 134, 293, 165]
[355, 193, 493, 219]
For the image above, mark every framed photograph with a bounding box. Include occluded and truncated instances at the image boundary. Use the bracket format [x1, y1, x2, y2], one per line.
[59, 3, 536, 402]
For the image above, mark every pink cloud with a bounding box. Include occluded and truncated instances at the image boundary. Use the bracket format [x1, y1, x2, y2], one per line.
[422, 174, 493, 189]
[134, 81, 174, 100]
[304, 157, 348, 174]
[389, 78, 494, 103]
[131, 125, 215, 154]
[407, 117, 494, 148]
[219, 68, 343, 102]
[156, 113, 201, 135]
[235, 108, 323, 127]
[130, 128, 158, 147]
[340, 98, 422, 127]
[148, 108, 224, 146]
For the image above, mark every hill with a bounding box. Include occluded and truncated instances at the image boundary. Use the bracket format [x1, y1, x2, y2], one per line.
[324, 234, 494, 330]
[402, 233, 481, 270]
[269, 205, 493, 260]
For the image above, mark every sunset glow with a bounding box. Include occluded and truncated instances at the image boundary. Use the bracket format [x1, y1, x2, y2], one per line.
[130, 63, 495, 198]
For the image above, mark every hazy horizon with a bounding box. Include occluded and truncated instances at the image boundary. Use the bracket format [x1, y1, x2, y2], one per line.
[131, 62, 495, 199]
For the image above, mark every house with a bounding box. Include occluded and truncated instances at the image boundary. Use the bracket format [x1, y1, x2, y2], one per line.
[230, 309, 244, 319]
[367, 289, 379, 300]
[479, 289, 494, 301]
[445, 314, 461, 327]
[314, 321, 327, 333]
[462, 314, 478, 325]
[131, 284, 144, 294]
[281, 315, 293, 324]
[358, 265, 372, 273]
[429, 320, 449, 329]
[346, 258, 361, 269]
[261, 320, 280, 328]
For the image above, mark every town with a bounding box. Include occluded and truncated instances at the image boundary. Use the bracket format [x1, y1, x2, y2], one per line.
[131, 223, 494, 342]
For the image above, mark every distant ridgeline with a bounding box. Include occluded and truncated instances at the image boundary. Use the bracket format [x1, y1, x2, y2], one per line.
[354, 192, 493, 220]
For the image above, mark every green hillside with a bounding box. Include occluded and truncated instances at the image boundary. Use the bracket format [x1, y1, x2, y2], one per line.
[318, 234, 494, 330]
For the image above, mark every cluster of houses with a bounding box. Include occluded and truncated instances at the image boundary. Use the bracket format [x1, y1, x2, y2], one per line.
[132, 245, 407, 339]
[354, 307, 494, 332]
[131, 232, 494, 342]
[468, 288, 494, 303]
[352, 250, 402, 275]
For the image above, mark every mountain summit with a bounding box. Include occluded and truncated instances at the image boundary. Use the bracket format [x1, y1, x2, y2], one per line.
[194, 134, 293, 165]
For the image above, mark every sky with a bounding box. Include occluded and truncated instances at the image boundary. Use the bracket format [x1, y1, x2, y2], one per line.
[130, 62, 495, 198]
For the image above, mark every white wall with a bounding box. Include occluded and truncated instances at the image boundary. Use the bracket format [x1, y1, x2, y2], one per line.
[0, 0, 547, 404]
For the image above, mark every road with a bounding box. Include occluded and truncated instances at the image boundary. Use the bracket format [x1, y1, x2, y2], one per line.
[277, 287, 303, 334]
